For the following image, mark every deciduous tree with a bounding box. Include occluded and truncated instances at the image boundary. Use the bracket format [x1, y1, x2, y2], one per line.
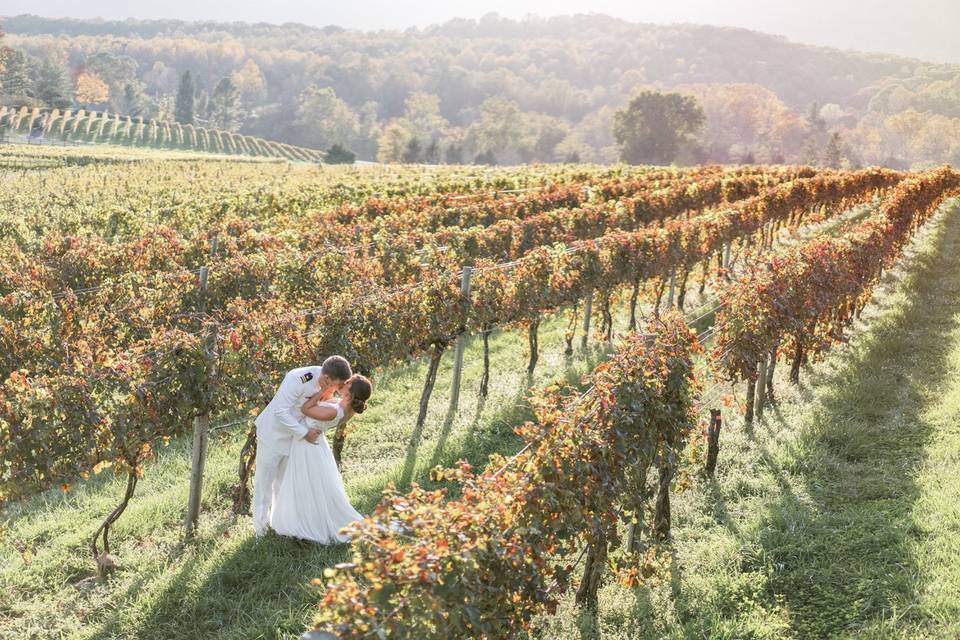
[75, 72, 110, 107]
[232, 59, 267, 104]
[294, 85, 360, 150]
[613, 91, 705, 165]
[377, 122, 411, 163]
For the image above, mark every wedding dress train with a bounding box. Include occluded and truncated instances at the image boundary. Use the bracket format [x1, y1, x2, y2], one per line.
[270, 401, 362, 543]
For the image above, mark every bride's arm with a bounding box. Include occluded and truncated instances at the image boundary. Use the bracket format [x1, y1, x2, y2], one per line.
[302, 392, 322, 412]
[302, 396, 338, 421]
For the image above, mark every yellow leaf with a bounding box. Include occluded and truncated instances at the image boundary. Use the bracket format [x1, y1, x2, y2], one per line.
[93, 460, 113, 474]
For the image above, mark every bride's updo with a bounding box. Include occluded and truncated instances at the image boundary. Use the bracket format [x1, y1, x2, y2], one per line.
[347, 375, 372, 414]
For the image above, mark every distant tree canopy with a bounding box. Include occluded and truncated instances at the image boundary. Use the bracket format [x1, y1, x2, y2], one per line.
[3, 14, 960, 166]
[613, 91, 705, 165]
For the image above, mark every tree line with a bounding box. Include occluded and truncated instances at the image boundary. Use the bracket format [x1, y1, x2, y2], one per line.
[2, 14, 959, 167]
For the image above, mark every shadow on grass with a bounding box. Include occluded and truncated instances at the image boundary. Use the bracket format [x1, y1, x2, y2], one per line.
[733, 209, 960, 637]
[105, 323, 608, 639]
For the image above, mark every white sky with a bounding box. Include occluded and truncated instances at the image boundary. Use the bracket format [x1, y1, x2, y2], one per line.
[4, 0, 960, 63]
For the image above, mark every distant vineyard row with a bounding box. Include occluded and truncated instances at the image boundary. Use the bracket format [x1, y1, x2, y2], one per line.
[0, 105, 324, 162]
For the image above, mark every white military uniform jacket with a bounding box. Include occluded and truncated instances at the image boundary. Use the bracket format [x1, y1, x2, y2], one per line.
[255, 365, 323, 455]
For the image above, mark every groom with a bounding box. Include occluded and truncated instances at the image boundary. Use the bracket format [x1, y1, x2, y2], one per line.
[252, 355, 353, 537]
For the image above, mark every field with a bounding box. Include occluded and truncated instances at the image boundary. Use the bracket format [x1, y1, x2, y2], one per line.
[0, 105, 324, 162]
[1, 143, 959, 639]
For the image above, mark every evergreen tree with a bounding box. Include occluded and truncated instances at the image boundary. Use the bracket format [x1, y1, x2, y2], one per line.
[0, 49, 30, 102]
[444, 143, 464, 165]
[801, 102, 828, 166]
[0, 24, 7, 76]
[33, 59, 71, 108]
[805, 102, 827, 134]
[800, 136, 820, 166]
[424, 139, 441, 164]
[401, 137, 422, 163]
[824, 131, 844, 168]
[210, 77, 240, 131]
[119, 83, 145, 118]
[175, 70, 194, 125]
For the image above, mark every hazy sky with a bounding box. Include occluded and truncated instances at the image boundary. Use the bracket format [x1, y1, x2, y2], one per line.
[5, 0, 960, 63]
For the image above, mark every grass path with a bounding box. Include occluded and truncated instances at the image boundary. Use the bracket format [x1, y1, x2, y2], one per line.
[537, 203, 960, 638]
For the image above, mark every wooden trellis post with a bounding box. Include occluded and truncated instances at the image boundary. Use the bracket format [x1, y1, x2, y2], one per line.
[447, 266, 473, 416]
[755, 353, 769, 420]
[705, 409, 722, 476]
[184, 265, 216, 539]
[745, 360, 758, 426]
[580, 290, 593, 350]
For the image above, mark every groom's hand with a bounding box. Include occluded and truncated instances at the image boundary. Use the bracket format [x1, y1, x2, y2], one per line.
[304, 428, 321, 444]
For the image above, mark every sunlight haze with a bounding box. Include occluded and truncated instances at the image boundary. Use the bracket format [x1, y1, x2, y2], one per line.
[5, 0, 960, 63]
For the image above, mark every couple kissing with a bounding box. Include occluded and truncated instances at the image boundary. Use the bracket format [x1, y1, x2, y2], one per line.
[252, 356, 372, 544]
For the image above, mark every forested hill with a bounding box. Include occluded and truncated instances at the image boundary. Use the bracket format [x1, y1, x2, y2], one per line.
[3, 13, 960, 166]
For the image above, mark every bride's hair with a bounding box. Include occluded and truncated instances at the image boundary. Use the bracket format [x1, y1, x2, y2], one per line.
[348, 375, 372, 414]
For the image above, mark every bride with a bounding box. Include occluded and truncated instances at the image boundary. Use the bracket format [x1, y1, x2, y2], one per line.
[270, 374, 372, 543]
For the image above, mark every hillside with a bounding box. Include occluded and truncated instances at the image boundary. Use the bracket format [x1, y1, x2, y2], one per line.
[3, 13, 960, 166]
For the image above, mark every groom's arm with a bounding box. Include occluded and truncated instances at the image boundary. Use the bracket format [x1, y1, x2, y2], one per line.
[274, 371, 312, 440]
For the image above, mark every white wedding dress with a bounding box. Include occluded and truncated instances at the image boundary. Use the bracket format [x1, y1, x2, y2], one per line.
[270, 401, 363, 543]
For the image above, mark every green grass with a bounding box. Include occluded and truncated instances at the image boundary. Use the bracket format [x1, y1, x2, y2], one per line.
[6, 204, 960, 640]
[534, 204, 960, 639]
[0, 302, 617, 640]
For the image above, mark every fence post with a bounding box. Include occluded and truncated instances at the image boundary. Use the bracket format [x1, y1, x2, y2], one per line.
[580, 290, 593, 350]
[705, 409, 722, 476]
[744, 360, 758, 426]
[447, 266, 473, 416]
[755, 353, 769, 421]
[184, 265, 215, 540]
